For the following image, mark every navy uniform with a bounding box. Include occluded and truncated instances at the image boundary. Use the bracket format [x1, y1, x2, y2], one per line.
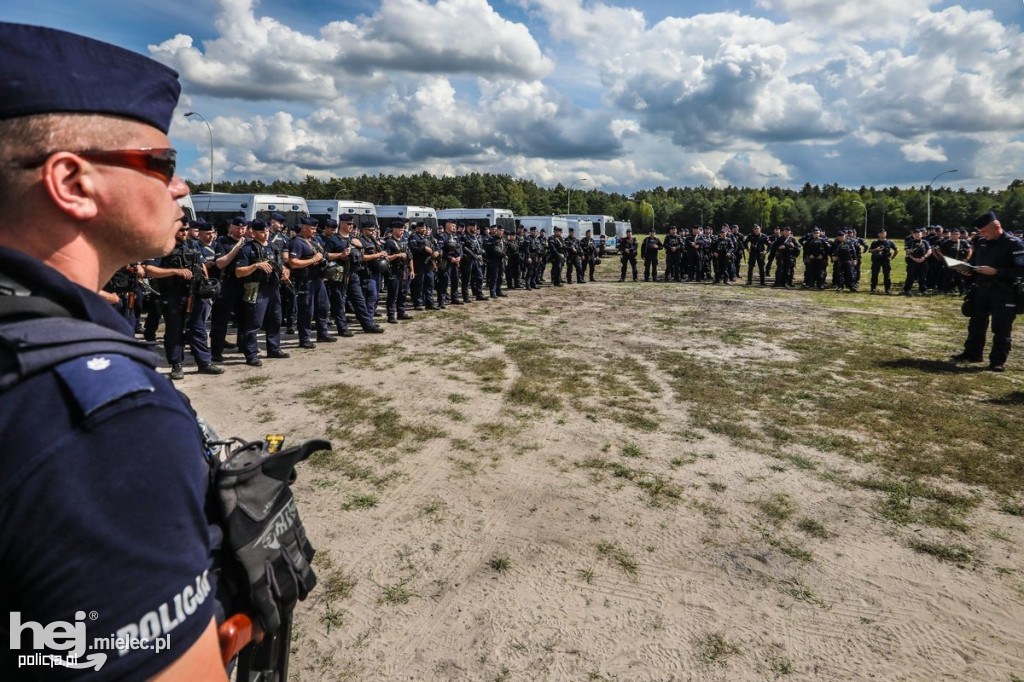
[764, 227, 783, 278]
[582, 230, 598, 282]
[146, 221, 222, 378]
[941, 229, 972, 295]
[953, 212, 1024, 371]
[663, 227, 683, 282]
[770, 228, 800, 287]
[460, 223, 487, 300]
[830, 232, 859, 292]
[549, 227, 566, 286]
[729, 225, 744, 280]
[712, 227, 733, 284]
[564, 227, 582, 284]
[801, 228, 829, 289]
[408, 221, 438, 310]
[641, 229, 662, 282]
[384, 220, 414, 322]
[744, 225, 771, 286]
[902, 228, 931, 295]
[485, 226, 507, 297]
[210, 216, 247, 360]
[523, 228, 540, 289]
[235, 219, 288, 364]
[439, 222, 463, 304]
[287, 216, 333, 348]
[340, 221, 383, 333]
[619, 231, 638, 281]
[0, 24, 217, 678]
[868, 230, 898, 293]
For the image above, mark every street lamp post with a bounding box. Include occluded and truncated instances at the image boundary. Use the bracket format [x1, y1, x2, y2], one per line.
[926, 169, 957, 228]
[567, 178, 587, 215]
[184, 111, 214, 193]
[853, 200, 867, 240]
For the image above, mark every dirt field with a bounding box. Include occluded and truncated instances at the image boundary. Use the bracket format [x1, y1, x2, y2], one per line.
[185, 264, 1024, 681]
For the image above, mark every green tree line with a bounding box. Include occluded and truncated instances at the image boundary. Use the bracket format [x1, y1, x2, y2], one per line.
[185, 174, 1024, 237]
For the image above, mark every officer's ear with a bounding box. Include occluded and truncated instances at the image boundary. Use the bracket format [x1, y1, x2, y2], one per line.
[41, 152, 101, 221]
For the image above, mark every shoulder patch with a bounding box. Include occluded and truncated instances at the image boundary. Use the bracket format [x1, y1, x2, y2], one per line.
[54, 353, 155, 417]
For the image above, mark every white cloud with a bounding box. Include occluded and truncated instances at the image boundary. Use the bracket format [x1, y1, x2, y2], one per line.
[900, 139, 947, 163]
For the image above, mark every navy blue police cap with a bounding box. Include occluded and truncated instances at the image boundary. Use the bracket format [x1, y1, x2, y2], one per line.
[554, 226, 562, 232]
[338, 214, 354, 223]
[230, 217, 246, 227]
[196, 220, 215, 232]
[0, 23, 181, 134]
[324, 219, 338, 229]
[529, 226, 537, 231]
[972, 211, 997, 228]
[390, 219, 407, 229]
[249, 219, 267, 230]
[270, 212, 286, 222]
[300, 216, 318, 227]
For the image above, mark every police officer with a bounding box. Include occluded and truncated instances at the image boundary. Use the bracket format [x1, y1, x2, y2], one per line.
[619, 229, 638, 282]
[952, 212, 1024, 371]
[145, 219, 223, 378]
[460, 221, 487, 301]
[712, 225, 733, 284]
[941, 228, 972, 295]
[0, 23, 225, 677]
[384, 219, 414, 323]
[234, 218, 289, 364]
[210, 216, 247, 360]
[549, 226, 566, 286]
[744, 224, 771, 286]
[523, 226, 540, 289]
[902, 228, 932, 295]
[801, 227, 828, 290]
[868, 229, 898, 294]
[485, 225, 507, 297]
[408, 220, 436, 310]
[359, 222, 388, 314]
[320, 217, 355, 337]
[830, 231, 859, 292]
[338, 215, 383, 333]
[663, 225, 683, 282]
[287, 216, 330, 348]
[642, 228, 662, 282]
[770, 226, 800, 287]
[582, 229, 598, 282]
[438, 220, 463, 304]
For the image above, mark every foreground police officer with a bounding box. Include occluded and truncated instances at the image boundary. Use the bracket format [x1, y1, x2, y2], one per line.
[951, 211, 1024, 371]
[0, 22, 226, 679]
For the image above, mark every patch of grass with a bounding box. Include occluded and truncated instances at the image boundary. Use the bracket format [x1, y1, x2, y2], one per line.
[577, 458, 682, 506]
[779, 576, 831, 609]
[770, 657, 793, 675]
[476, 421, 517, 440]
[796, 518, 832, 540]
[448, 392, 469, 404]
[506, 377, 562, 409]
[857, 477, 979, 531]
[707, 481, 727, 493]
[999, 500, 1024, 517]
[319, 602, 344, 634]
[377, 577, 418, 605]
[756, 494, 797, 526]
[341, 494, 379, 510]
[595, 541, 639, 578]
[239, 375, 269, 389]
[760, 529, 813, 562]
[695, 632, 741, 667]
[621, 443, 644, 458]
[321, 567, 357, 603]
[577, 567, 595, 584]
[488, 555, 511, 574]
[466, 356, 507, 385]
[907, 539, 975, 567]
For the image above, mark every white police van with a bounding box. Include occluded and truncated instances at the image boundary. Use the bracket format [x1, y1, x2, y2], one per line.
[176, 194, 196, 222]
[191, 192, 309, 230]
[562, 214, 624, 253]
[307, 200, 379, 231]
[437, 208, 516, 233]
[375, 205, 438, 232]
[516, 215, 585, 237]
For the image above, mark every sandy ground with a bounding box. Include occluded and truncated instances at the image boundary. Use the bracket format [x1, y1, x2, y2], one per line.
[181, 266, 1024, 681]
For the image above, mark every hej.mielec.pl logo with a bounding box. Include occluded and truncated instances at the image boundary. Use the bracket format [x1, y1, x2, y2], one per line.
[10, 610, 107, 671]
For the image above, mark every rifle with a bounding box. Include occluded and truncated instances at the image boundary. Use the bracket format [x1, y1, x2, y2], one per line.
[219, 612, 292, 682]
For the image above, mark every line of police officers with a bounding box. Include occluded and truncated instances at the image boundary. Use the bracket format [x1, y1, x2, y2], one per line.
[104, 215, 608, 379]
[616, 222, 998, 295]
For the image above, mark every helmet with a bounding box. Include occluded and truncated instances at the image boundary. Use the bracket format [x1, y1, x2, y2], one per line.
[593, 258, 602, 266]
[371, 256, 392, 276]
[197, 277, 221, 300]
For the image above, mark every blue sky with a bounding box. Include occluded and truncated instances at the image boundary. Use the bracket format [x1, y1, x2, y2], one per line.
[4, 0, 1023, 194]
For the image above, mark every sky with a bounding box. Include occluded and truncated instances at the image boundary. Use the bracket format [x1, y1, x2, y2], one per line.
[4, 0, 1023, 195]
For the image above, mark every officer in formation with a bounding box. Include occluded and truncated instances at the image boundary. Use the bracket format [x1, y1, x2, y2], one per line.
[439, 219, 464, 304]
[460, 221, 488, 301]
[582, 229, 599, 281]
[712, 225, 734, 284]
[744, 224, 771, 286]
[384, 220, 415, 322]
[770, 226, 801, 287]
[619, 229, 639, 281]
[951, 211, 1024, 372]
[830, 230, 859, 292]
[902, 227, 933, 295]
[338, 216, 385, 332]
[563, 227, 581, 284]
[234, 218, 289, 365]
[144, 218, 224, 379]
[868, 229, 899, 293]
[485, 224, 508, 297]
[641, 228, 662, 282]
[523, 226, 543, 289]
[663, 225, 684, 282]
[548, 226, 566, 286]
[409, 220, 439, 309]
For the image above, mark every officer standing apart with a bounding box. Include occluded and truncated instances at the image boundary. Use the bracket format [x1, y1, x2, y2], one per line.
[0, 22, 226, 679]
[868, 229, 898, 294]
[642, 228, 662, 282]
[952, 211, 1024, 372]
[619, 229, 639, 282]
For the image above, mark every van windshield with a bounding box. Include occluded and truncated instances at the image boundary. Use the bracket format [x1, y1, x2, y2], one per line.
[497, 217, 516, 232]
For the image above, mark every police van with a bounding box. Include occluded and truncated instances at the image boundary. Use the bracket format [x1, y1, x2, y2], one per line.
[177, 194, 196, 222]
[375, 205, 439, 232]
[307, 200, 379, 231]
[191, 192, 309, 230]
[516, 215, 584, 237]
[562, 214, 624, 253]
[437, 208, 516, 233]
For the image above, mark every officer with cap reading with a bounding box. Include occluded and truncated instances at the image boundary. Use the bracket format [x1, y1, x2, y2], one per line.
[0, 22, 226, 679]
[951, 211, 1024, 371]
